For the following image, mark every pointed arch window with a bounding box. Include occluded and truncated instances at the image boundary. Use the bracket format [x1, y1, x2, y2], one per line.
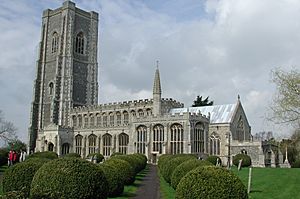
[51, 32, 59, 53]
[119, 133, 129, 154]
[170, 124, 184, 154]
[75, 135, 83, 155]
[103, 133, 112, 157]
[191, 123, 205, 153]
[75, 32, 84, 54]
[88, 134, 97, 155]
[109, 112, 114, 126]
[153, 124, 164, 154]
[123, 111, 129, 124]
[116, 112, 121, 126]
[237, 116, 245, 141]
[210, 133, 220, 155]
[136, 125, 147, 154]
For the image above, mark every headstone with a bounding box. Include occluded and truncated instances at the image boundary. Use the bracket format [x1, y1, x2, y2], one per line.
[238, 159, 243, 171]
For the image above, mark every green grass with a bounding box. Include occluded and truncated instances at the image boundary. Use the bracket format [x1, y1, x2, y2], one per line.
[232, 167, 300, 199]
[159, 166, 300, 199]
[109, 165, 150, 199]
[159, 171, 176, 199]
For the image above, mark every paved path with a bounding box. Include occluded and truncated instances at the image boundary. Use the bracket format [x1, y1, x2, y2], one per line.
[133, 164, 160, 199]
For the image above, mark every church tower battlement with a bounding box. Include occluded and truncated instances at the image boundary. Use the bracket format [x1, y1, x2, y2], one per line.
[28, 1, 99, 151]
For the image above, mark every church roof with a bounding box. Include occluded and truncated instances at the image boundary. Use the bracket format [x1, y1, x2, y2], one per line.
[169, 104, 237, 124]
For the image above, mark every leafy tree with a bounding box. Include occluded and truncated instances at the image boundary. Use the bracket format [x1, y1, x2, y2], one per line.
[270, 69, 300, 127]
[0, 110, 17, 142]
[6, 139, 27, 152]
[192, 96, 213, 107]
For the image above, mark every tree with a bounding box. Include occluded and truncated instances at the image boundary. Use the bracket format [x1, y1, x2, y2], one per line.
[0, 110, 17, 142]
[6, 139, 27, 151]
[270, 69, 300, 127]
[192, 96, 213, 107]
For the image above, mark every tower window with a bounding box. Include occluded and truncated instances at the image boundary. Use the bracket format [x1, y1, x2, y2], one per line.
[75, 32, 84, 54]
[51, 32, 59, 53]
[49, 82, 54, 95]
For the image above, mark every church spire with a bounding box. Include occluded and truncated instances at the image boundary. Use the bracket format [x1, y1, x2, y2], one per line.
[153, 61, 162, 116]
[153, 61, 162, 95]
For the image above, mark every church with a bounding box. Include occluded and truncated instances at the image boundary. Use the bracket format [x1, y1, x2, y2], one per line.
[28, 1, 270, 167]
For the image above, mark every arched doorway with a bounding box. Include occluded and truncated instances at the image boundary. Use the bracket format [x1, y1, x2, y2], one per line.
[48, 142, 54, 152]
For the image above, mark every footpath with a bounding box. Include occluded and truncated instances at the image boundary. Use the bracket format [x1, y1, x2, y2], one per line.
[133, 164, 160, 199]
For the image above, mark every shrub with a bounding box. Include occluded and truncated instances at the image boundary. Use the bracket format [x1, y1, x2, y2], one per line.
[87, 153, 104, 163]
[161, 155, 196, 183]
[104, 158, 135, 185]
[206, 155, 222, 166]
[3, 158, 49, 197]
[63, 153, 81, 158]
[233, 154, 252, 167]
[0, 148, 9, 166]
[110, 152, 123, 157]
[112, 155, 140, 174]
[27, 151, 58, 160]
[98, 164, 124, 197]
[158, 154, 173, 170]
[30, 158, 108, 199]
[129, 154, 147, 172]
[176, 166, 248, 199]
[170, 159, 213, 189]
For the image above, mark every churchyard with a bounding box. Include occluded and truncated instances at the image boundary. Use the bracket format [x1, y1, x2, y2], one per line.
[0, 152, 300, 198]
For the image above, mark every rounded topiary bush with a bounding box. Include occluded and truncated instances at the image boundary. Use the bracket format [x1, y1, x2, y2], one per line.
[161, 155, 196, 183]
[63, 153, 81, 158]
[233, 154, 252, 167]
[158, 154, 173, 170]
[105, 158, 135, 185]
[30, 158, 108, 199]
[176, 166, 248, 199]
[170, 159, 213, 189]
[98, 163, 124, 197]
[27, 151, 58, 160]
[112, 155, 140, 174]
[131, 153, 147, 171]
[87, 153, 104, 163]
[110, 152, 123, 157]
[3, 158, 49, 197]
[206, 155, 222, 166]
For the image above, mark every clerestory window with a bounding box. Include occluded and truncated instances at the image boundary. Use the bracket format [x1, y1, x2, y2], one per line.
[75, 32, 84, 54]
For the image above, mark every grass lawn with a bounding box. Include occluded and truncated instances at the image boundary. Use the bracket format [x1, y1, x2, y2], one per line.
[109, 165, 150, 199]
[160, 167, 300, 199]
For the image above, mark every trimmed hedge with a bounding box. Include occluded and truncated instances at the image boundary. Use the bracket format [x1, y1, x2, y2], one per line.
[170, 159, 213, 189]
[30, 158, 108, 199]
[176, 166, 248, 199]
[112, 155, 143, 174]
[3, 158, 49, 197]
[291, 159, 300, 168]
[98, 164, 124, 197]
[87, 153, 104, 163]
[110, 152, 123, 157]
[233, 154, 252, 167]
[158, 154, 173, 170]
[105, 158, 135, 185]
[63, 153, 81, 158]
[206, 155, 222, 166]
[27, 151, 58, 160]
[161, 155, 196, 183]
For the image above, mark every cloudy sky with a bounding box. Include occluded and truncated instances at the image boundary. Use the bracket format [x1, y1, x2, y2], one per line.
[0, 0, 299, 142]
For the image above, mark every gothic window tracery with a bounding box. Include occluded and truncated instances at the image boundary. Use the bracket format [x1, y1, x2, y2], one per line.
[103, 133, 112, 157]
[109, 112, 114, 126]
[88, 134, 97, 155]
[210, 133, 220, 155]
[191, 123, 205, 153]
[96, 113, 101, 126]
[62, 143, 70, 155]
[78, 115, 82, 127]
[84, 114, 88, 127]
[51, 32, 59, 53]
[75, 134, 83, 155]
[89, 114, 94, 127]
[138, 109, 144, 117]
[119, 133, 129, 154]
[49, 82, 54, 95]
[72, 115, 77, 127]
[123, 111, 129, 124]
[116, 112, 121, 126]
[136, 125, 147, 154]
[153, 124, 164, 154]
[102, 113, 107, 126]
[75, 32, 84, 54]
[170, 123, 184, 154]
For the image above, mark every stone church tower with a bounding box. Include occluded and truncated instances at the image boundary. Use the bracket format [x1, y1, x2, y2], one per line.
[28, 1, 98, 151]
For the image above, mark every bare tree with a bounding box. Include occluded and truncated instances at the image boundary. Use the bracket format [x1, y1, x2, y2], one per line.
[270, 69, 300, 127]
[0, 110, 17, 142]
